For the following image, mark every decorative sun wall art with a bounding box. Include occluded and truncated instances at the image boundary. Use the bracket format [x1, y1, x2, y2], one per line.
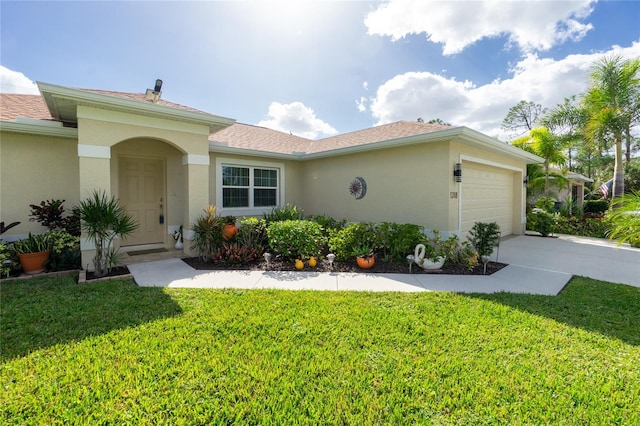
[349, 176, 367, 199]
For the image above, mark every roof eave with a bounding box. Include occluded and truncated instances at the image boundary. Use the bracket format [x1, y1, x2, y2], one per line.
[456, 127, 544, 164]
[208, 142, 304, 161]
[0, 120, 78, 138]
[38, 82, 236, 132]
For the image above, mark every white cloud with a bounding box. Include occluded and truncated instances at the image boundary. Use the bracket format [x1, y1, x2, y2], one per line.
[258, 101, 338, 139]
[365, 0, 595, 55]
[0, 66, 39, 94]
[356, 96, 368, 112]
[368, 41, 640, 140]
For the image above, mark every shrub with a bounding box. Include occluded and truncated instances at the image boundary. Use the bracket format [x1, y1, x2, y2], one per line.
[467, 222, 501, 258]
[535, 196, 556, 212]
[263, 204, 304, 223]
[267, 220, 326, 260]
[554, 216, 609, 238]
[584, 200, 609, 215]
[191, 205, 225, 260]
[46, 230, 81, 272]
[449, 241, 478, 271]
[328, 222, 378, 262]
[377, 222, 425, 263]
[29, 199, 81, 236]
[238, 217, 268, 249]
[0, 241, 12, 277]
[308, 214, 347, 234]
[527, 208, 558, 237]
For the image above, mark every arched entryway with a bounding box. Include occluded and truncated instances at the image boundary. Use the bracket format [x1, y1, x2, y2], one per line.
[112, 138, 185, 248]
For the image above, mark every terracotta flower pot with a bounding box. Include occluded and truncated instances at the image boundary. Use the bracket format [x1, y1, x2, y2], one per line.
[222, 224, 238, 240]
[18, 250, 51, 275]
[356, 256, 375, 269]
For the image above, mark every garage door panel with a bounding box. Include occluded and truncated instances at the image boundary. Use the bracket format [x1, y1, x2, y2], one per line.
[462, 163, 514, 236]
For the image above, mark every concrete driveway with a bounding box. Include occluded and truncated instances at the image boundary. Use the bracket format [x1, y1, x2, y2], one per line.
[497, 234, 640, 288]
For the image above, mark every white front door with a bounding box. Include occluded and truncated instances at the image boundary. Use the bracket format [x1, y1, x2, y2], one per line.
[119, 156, 165, 246]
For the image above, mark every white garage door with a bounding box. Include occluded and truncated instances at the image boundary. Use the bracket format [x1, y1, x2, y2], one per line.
[461, 162, 514, 236]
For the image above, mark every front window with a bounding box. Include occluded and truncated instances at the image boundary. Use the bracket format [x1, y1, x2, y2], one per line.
[218, 159, 283, 212]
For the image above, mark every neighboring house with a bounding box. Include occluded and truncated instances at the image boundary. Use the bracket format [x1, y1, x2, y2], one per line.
[0, 82, 542, 269]
[559, 172, 594, 209]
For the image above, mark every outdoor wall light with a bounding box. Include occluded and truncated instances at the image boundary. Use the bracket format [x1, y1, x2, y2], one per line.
[523, 175, 529, 185]
[453, 163, 462, 183]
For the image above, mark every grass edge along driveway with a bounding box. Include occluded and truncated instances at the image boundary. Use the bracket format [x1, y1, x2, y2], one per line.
[1, 275, 638, 424]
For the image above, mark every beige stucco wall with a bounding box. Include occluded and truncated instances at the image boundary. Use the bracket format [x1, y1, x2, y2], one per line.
[299, 142, 451, 230]
[0, 132, 79, 238]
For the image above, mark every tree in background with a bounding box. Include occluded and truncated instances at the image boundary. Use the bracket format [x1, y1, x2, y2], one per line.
[502, 101, 547, 138]
[583, 55, 640, 199]
[513, 127, 567, 197]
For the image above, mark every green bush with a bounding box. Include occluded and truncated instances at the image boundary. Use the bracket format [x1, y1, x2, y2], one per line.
[527, 209, 558, 237]
[0, 241, 12, 277]
[535, 196, 556, 212]
[267, 220, 326, 260]
[328, 222, 378, 261]
[377, 222, 425, 263]
[308, 214, 347, 234]
[554, 216, 609, 238]
[467, 222, 501, 258]
[263, 204, 304, 223]
[584, 200, 609, 215]
[46, 230, 81, 272]
[211, 242, 263, 265]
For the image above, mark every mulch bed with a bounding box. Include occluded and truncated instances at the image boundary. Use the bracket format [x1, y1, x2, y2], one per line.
[84, 266, 131, 281]
[182, 257, 508, 275]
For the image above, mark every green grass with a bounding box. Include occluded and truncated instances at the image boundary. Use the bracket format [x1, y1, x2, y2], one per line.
[1, 276, 638, 424]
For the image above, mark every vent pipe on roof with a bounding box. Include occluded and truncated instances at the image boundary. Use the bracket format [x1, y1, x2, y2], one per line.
[145, 78, 163, 103]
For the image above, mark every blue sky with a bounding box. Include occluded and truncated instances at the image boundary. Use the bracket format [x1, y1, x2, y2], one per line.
[1, 0, 639, 140]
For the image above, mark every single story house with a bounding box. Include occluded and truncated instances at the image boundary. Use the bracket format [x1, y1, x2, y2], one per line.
[0, 81, 542, 269]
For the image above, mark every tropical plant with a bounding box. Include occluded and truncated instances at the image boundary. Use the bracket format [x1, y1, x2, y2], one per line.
[76, 190, 138, 278]
[0, 220, 20, 235]
[29, 199, 81, 236]
[263, 204, 304, 223]
[467, 222, 501, 258]
[582, 55, 640, 199]
[191, 205, 224, 260]
[607, 191, 640, 248]
[11, 233, 53, 254]
[513, 127, 568, 197]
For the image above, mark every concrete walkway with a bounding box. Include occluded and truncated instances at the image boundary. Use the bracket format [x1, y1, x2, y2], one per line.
[128, 234, 639, 296]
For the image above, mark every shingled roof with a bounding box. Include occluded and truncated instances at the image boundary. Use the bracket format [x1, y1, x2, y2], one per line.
[81, 89, 213, 115]
[0, 94, 53, 121]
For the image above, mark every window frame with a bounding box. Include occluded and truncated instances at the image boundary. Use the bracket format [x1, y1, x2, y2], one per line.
[215, 157, 285, 216]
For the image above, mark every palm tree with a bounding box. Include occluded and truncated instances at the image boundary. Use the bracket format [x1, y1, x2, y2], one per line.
[513, 127, 567, 197]
[582, 55, 640, 199]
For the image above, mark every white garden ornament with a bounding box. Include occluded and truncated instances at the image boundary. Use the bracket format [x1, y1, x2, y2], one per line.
[413, 244, 446, 270]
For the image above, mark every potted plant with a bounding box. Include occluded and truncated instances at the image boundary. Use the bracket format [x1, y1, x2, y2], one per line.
[222, 215, 238, 240]
[173, 225, 184, 249]
[11, 232, 52, 274]
[352, 245, 375, 269]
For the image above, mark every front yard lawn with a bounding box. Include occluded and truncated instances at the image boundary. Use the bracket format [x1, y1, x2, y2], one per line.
[1, 276, 638, 424]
